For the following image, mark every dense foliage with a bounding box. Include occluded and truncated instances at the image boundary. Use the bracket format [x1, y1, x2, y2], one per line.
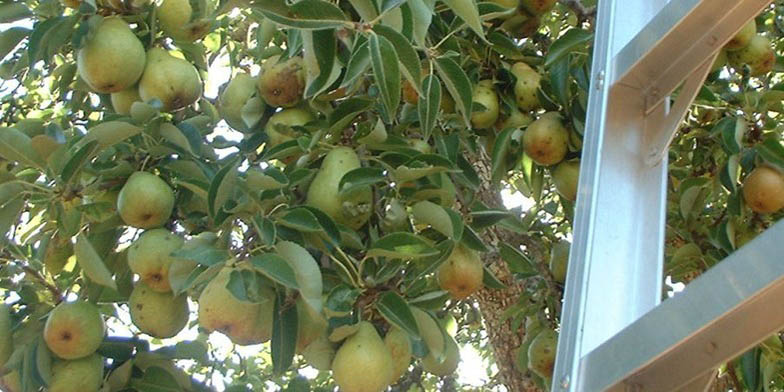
[1, 0, 784, 390]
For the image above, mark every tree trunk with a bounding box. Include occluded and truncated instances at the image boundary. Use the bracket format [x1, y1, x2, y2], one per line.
[465, 151, 546, 392]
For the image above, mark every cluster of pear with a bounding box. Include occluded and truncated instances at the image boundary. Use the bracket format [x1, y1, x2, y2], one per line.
[717, 19, 776, 77]
[75, 16, 203, 114]
[489, 0, 558, 38]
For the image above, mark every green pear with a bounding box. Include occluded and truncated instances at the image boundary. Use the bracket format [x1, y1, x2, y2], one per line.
[523, 112, 569, 166]
[422, 333, 460, 376]
[111, 86, 141, 115]
[332, 322, 394, 392]
[49, 354, 103, 392]
[264, 108, 314, 149]
[129, 282, 189, 338]
[727, 34, 775, 77]
[384, 327, 412, 384]
[157, 0, 212, 42]
[0, 304, 12, 366]
[117, 171, 175, 229]
[301, 332, 336, 371]
[470, 80, 500, 129]
[306, 147, 372, 230]
[500, 12, 541, 39]
[380, 198, 409, 233]
[438, 244, 484, 299]
[44, 301, 105, 360]
[549, 240, 570, 284]
[257, 56, 305, 108]
[725, 19, 756, 51]
[127, 229, 184, 292]
[511, 62, 541, 111]
[44, 235, 73, 275]
[198, 267, 274, 345]
[77, 17, 145, 93]
[520, 0, 556, 15]
[219, 72, 262, 132]
[551, 160, 579, 201]
[138, 48, 203, 111]
[527, 328, 557, 383]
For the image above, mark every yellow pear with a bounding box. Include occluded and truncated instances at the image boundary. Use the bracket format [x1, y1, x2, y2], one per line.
[725, 19, 756, 51]
[306, 147, 372, 230]
[157, 0, 212, 42]
[77, 17, 146, 93]
[523, 112, 569, 166]
[111, 86, 141, 115]
[129, 282, 189, 338]
[511, 62, 541, 111]
[727, 34, 775, 77]
[520, 0, 556, 15]
[127, 229, 184, 292]
[219, 72, 262, 132]
[264, 108, 314, 149]
[551, 160, 580, 201]
[198, 267, 274, 345]
[44, 301, 105, 360]
[549, 240, 570, 284]
[422, 333, 460, 376]
[438, 244, 484, 299]
[471, 80, 499, 129]
[0, 304, 12, 366]
[138, 48, 203, 111]
[257, 56, 305, 108]
[117, 171, 175, 229]
[332, 321, 394, 392]
[527, 328, 557, 383]
[384, 327, 412, 383]
[743, 166, 784, 214]
[49, 354, 104, 392]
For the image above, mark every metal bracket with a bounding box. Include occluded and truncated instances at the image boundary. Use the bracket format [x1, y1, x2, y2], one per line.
[642, 51, 719, 167]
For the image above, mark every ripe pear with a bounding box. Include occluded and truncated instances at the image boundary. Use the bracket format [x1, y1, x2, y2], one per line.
[438, 244, 484, 299]
[306, 147, 372, 230]
[264, 108, 314, 148]
[49, 354, 103, 392]
[44, 301, 105, 360]
[127, 229, 184, 292]
[332, 322, 394, 392]
[523, 112, 569, 166]
[0, 304, 12, 366]
[422, 334, 460, 376]
[511, 62, 541, 111]
[138, 48, 203, 111]
[257, 57, 305, 108]
[219, 72, 262, 132]
[727, 34, 775, 77]
[384, 327, 412, 383]
[77, 17, 146, 93]
[129, 282, 189, 338]
[520, 0, 556, 15]
[549, 240, 570, 284]
[743, 166, 784, 214]
[725, 19, 756, 51]
[198, 267, 273, 345]
[157, 0, 212, 42]
[471, 80, 500, 129]
[117, 171, 175, 229]
[111, 86, 141, 115]
[527, 328, 557, 383]
[551, 160, 579, 201]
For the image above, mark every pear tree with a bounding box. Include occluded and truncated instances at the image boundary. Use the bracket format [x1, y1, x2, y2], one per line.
[1, 0, 784, 391]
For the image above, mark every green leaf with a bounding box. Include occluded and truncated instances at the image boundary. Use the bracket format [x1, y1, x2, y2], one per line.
[0, 27, 29, 60]
[482, 265, 507, 289]
[757, 137, 784, 169]
[719, 155, 740, 192]
[470, 209, 515, 229]
[338, 167, 387, 195]
[0, 192, 23, 239]
[0, 2, 32, 23]
[408, 0, 433, 46]
[739, 348, 761, 392]
[373, 25, 421, 94]
[278, 207, 323, 232]
[713, 117, 744, 155]
[369, 34, 401, 118]
[159, 123, 197, 156]
[434, 56, 473, 126]
[0, 127, 45, 169]
[80, 121, 142, 150]
[130, 366, 182, 392]
[254, 0, 348, 30]
[380, 0, 406, 13]
[461, 225, 488, 252]
[418, 74, 442, 139]
[490, 128, 516, 183]
[440, 0, 486, 41]
[368, 232, 439, 259]
[302, 29, 340, 98]
[171, 245, 230, 266]
[499, 243, 538, 276]
[376, 291, 421, 339]
[347, 0, 378, 21]
[325, 284, 360, 318]
[544, 28, 592, 67]
[328, 98, 375, 135]
[60, 140, 98, 184]
[411, 201, 462, 239]
[74, 233, 118, 291]
[276, 241, 323, 314]
[207, 158, 239, 219]
[340, 39, 371, 89]
[550, 55, 570, 108]
[272, 291, 298, 374]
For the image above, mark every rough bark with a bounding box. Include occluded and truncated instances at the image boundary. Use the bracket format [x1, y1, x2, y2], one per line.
[465, 151, 546, 392]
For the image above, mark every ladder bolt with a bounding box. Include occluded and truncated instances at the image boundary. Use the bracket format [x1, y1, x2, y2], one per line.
[596, 71, 605, 90]
[560, 375, 570, 388]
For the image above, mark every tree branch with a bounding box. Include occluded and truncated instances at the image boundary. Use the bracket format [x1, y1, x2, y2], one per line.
[559, 0, 597, 23]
